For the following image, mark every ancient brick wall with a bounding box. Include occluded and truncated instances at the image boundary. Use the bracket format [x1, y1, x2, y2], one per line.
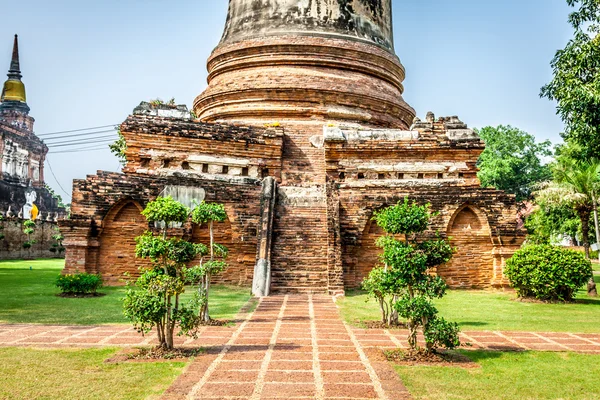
[335, 183, 524, 289]
[121, 115, 284, 182]
[0, 219, 64, 260]
[324, 118, 525, 290]
[62, 171, 264, 286]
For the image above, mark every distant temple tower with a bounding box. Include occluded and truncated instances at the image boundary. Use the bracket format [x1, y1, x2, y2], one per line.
[0, 35, 63, 218]
[62, 2, 525, 294]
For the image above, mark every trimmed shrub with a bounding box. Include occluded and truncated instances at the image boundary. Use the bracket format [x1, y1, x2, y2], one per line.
[506, 245, 592, 301]
[56, 274, 103, 295]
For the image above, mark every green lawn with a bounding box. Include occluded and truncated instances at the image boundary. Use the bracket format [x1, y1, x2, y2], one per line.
[0, 259, 251, 325]
[396, 350, 600, 400]
[339, 275, 600, 333]
[0, 347, 185, 400]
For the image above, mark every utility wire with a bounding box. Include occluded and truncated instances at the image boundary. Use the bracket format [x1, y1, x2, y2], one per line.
[47, 140, 116, 149]
[49, 145, 111, 154]
[42, 129, 117, 141]
[38, 124, 120, 137]
[46, 135, 117, 147]
[45, 157, 72, 200]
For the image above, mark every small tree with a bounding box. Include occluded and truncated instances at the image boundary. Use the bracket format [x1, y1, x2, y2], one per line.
[50, 227, 65, 257]
[123, 196, 204, 350]
[363, 198, 459, 354]
[190, 202, 229, 323]
[22, 219, 37, 258]
[0, 215, 4, 241]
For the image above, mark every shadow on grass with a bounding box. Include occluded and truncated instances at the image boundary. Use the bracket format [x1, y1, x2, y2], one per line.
[459, 321, 489, 328]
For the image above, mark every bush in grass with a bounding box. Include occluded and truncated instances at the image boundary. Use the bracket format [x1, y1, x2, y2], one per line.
[56, 273, 103, 294]
[124, 196, 206, 350]
[363, 198, 459, 354]
[506, 245, 592, 301]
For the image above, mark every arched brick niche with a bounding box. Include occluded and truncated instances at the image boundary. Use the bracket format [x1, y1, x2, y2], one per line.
[346, 218, 385, 288]
[97, 199, 150, 285]
[440, 204, 495, 288]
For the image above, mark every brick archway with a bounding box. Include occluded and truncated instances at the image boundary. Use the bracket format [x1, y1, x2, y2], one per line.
[98, 199, 149, 285]
[440, 204, 495, 288]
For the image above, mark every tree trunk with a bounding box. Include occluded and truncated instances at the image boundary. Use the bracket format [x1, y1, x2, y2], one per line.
[203, 273, 212, 322]
[578, 207, 597, 296]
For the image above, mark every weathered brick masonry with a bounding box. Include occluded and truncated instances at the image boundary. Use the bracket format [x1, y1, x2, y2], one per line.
[62, 0, 525, 293]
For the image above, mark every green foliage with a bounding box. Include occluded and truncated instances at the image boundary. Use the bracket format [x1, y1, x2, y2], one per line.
[506, 245, 592, 301]
[525, 204, 581, 245]
[44, 184, 68, 210]
[56, 273, 103, 294]
[534, 157, 600, 267]
[191, 202, 227, 225]
[541, 0, 600, 160]
[476, 125, 552, 202]
[141, 196, 190, 225]
[189, 201, 230, 323]
[373, 198, 431, 236]
[363, 197, 458, 353]
[109, 129, 127, 166]
[124, 197, 203, 350]
[422, 317, 461, 350]
[22, 220, 36, 250]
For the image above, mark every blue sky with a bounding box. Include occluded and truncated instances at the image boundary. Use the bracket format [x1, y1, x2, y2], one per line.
[1, 0, 573, 200]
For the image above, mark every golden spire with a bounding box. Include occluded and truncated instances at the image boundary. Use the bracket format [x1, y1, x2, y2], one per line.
[1, 35, 27, 103]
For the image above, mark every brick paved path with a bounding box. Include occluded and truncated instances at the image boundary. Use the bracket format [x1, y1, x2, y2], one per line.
[2, 295, 600, 399]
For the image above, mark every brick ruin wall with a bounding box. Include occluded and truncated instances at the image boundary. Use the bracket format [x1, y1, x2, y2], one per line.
[0, 219, 64, 260]
[62, 113, 526, 292]
[335, 185, 523, 289]
[61, 170, 264, 286]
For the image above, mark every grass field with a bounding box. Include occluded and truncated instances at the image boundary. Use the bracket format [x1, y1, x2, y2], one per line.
[0, 347, 185, 400]
[338, 275, 600, 333]
[396, 350, 600, 400]
[0, 259, 251, 325]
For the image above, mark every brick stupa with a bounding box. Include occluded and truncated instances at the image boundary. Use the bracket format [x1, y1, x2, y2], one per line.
[61, 0, 525, 294]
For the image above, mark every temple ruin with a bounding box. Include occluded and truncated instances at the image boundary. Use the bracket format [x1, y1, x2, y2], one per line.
[61, 0, 525, 294]
[0, 35, 66, 259]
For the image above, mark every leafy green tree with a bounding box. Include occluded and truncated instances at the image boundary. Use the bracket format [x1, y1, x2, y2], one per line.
[123, 196, 204, 350]
[525, 203, 581, 245]
[535, 158, 600, 296]
[190, 202, 229, 323]
[476, 125, 552, 202]
[109, 129, 127, 166]
[541, 0, 600, 159]
[363, 198, 458, 353]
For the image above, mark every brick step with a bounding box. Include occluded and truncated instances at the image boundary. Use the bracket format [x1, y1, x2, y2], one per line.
[270, 286, 329, 294]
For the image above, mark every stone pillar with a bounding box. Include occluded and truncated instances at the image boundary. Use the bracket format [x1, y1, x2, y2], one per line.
[326, 178, 344, 296]
[252, 177, 277, 297]
[60, 219, 100, 275]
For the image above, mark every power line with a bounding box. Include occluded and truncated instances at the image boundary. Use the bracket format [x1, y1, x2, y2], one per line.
[46, 135, 117, 147]
[48, 145, 111, 154]
[45, 157, 72, 200]
[47, 140, 116, 149]
[41, 129, 117, 141]
[38, 124, 120, 137]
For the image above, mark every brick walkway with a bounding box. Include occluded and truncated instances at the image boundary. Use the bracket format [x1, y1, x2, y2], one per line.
[2, 295, 600, 399]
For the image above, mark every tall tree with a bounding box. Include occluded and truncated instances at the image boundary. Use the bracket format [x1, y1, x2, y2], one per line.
[541, 0, 600, 159]
[477, 125, 552, 202]
[535, 158, 600, 296]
